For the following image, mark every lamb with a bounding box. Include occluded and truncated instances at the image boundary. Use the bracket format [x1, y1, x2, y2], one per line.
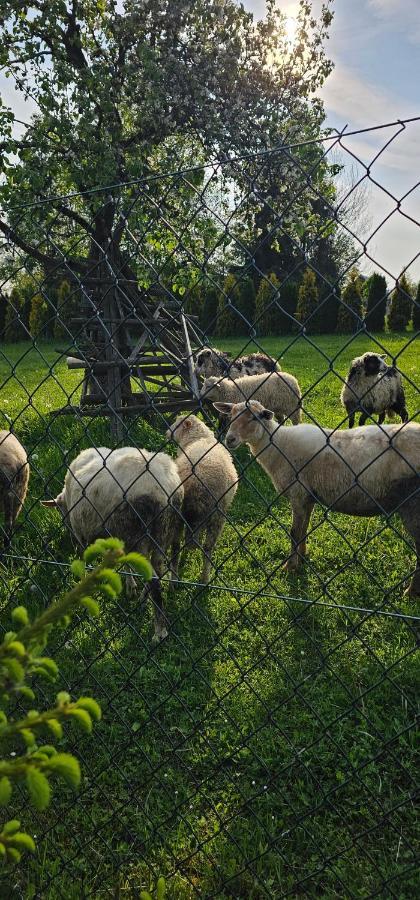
[201, 371, 302, 425]
[166, 415, 238, 584]
[41, 446, 183, 642]
[341, 352, 408, 428]
[194, 346, 280, 380]
[0, 431, 29, 549]
[215, 399, 420, 596]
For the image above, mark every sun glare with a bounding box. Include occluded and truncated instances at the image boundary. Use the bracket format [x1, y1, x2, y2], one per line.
[284, 15, 298, 45]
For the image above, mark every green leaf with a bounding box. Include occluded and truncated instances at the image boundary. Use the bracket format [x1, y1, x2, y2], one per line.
[121, 553, 153, 579]
[6, 641, 26, 658]
[47, 718, 63, 740]
[70, 559, 85, 578]
[26, 769, 51, 811]
[75, 698, 101, 721]
[98, 583, 116, 600]
[2, 657, 24, 682]
[21, 728, 36, 748]
[11, 606, 29, 627]
[67, 708, 92, 733]
[2, 820, 20, 835]
[47, 754, 80, 788]
[156, 876, 166, 900]
[7, 846, 21, 863]
[80, 597, 100, 616]
[99, 568, 122, 594]
[56, 691, 70, 706]
[36, 658, 58, 678]
[0, 778, 12, 806]
[9, 832, 35, 852]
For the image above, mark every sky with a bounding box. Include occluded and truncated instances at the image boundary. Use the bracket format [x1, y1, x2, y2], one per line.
[1, 0, 419, 281]
[246, 0, 420, 281]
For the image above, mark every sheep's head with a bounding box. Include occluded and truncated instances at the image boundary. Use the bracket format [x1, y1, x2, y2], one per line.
[194, 347, 214, 378]
[362, 352, 387, 377]
[166, 414, 206, 447]
[213, 400, 275, 450]
[40, 490, 68, 518]
[200, 376, 220, 399]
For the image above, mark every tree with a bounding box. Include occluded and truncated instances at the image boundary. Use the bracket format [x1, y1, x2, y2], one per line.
[295, 269, 319, 332]
[0, 1, 334, 314]
[235, 276, 256, 333]
[29, 293, 50, 339]
[255, 273, 281, 335]
[364, 272, 387, 332]
[274, 281, 299, 334]
[54, 280, 79, 340]
[200, 285, 219, 336]
[388, 274, 413, 332]
[215, 274, 238, 338]
[336, 269, 363, 333]
[0, 539, 151, 868]
[4, 289, 29, 342]
[413, 282, 420, 332]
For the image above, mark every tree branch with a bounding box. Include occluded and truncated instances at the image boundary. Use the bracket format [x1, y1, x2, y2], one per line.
[0, 218, 87, 273]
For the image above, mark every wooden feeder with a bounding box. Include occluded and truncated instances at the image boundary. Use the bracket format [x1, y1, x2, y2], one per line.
[56, 278, 202, 439]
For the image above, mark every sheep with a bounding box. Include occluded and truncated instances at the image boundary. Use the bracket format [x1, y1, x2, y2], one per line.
[166, 414, 238, 584]
[41, 446, 183, 642]
[341, 352, 408, 428]
[201, 371, 302, 426]
[194, 347, 280, 381]
[0, 431, 29, 549]
[214, 399, 420, 596]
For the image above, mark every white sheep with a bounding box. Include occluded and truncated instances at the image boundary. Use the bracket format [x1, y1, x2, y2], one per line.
[341, 352, 408, 427]
[195, 347, 280, 380]
[41, 446, 183, 641]
[201, 371, 302, 425]
[166, 415, 238, 584]
[0, 431, 29, 549]
[215, 399, 420, 596]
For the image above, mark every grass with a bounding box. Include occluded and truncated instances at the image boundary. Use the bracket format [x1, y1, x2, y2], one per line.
[0, 332, 419, 898]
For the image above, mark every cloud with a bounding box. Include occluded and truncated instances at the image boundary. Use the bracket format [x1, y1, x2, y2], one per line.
[368, 0, 420, 43]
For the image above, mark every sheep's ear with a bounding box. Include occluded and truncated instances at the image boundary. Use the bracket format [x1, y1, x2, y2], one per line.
[213, 402, 233, 415]
[258, 408, 274, 420]
[182, 418, 192, 429]
[40, 498, 58, 507]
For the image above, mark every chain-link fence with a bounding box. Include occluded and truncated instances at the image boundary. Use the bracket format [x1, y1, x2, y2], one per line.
[0, 118, 419, 898]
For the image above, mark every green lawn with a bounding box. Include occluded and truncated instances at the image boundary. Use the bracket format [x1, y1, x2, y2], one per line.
[0, 333, 419, 898]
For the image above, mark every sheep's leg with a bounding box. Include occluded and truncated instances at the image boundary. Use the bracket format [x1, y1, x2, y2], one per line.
[284, 501, 314, 572]
[200, 514, 224, 584]
[378, 411, 386, 425]
[391, 396, 408, 424]
[169, 526, 183, 590]
[2, 493, 15, 549]
[150, 556, 169, 643]
[398, 505, 420, 597]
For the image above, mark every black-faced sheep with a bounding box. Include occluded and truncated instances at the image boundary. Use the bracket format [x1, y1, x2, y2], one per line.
[194, 347, 279, 380]
[166, 415, 238, 584]
[215, 399, 420, 596]
[201, 371, 302, 425]
[41, 446, 183, 641]
[0, 431, 29, 549]
[341, 352, 408, 427]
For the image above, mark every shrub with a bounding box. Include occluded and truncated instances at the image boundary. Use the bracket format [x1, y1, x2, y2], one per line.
[364, 272, 387, 332]
[54, 280, 78, 340]
[200, 284, 219, 336]
[215, 274, 239, 337]
[295, 268, 319, 333]
[0, 538, 151, 866]
[388, 274, 413, 332]
[234, 275, 256, 332]
[336, 269, 363, 333]
[255, 273, 281, 335]
[4, 289, 29, 342]
[413, 281, 420, 332]
[29, 293, 50, 338]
